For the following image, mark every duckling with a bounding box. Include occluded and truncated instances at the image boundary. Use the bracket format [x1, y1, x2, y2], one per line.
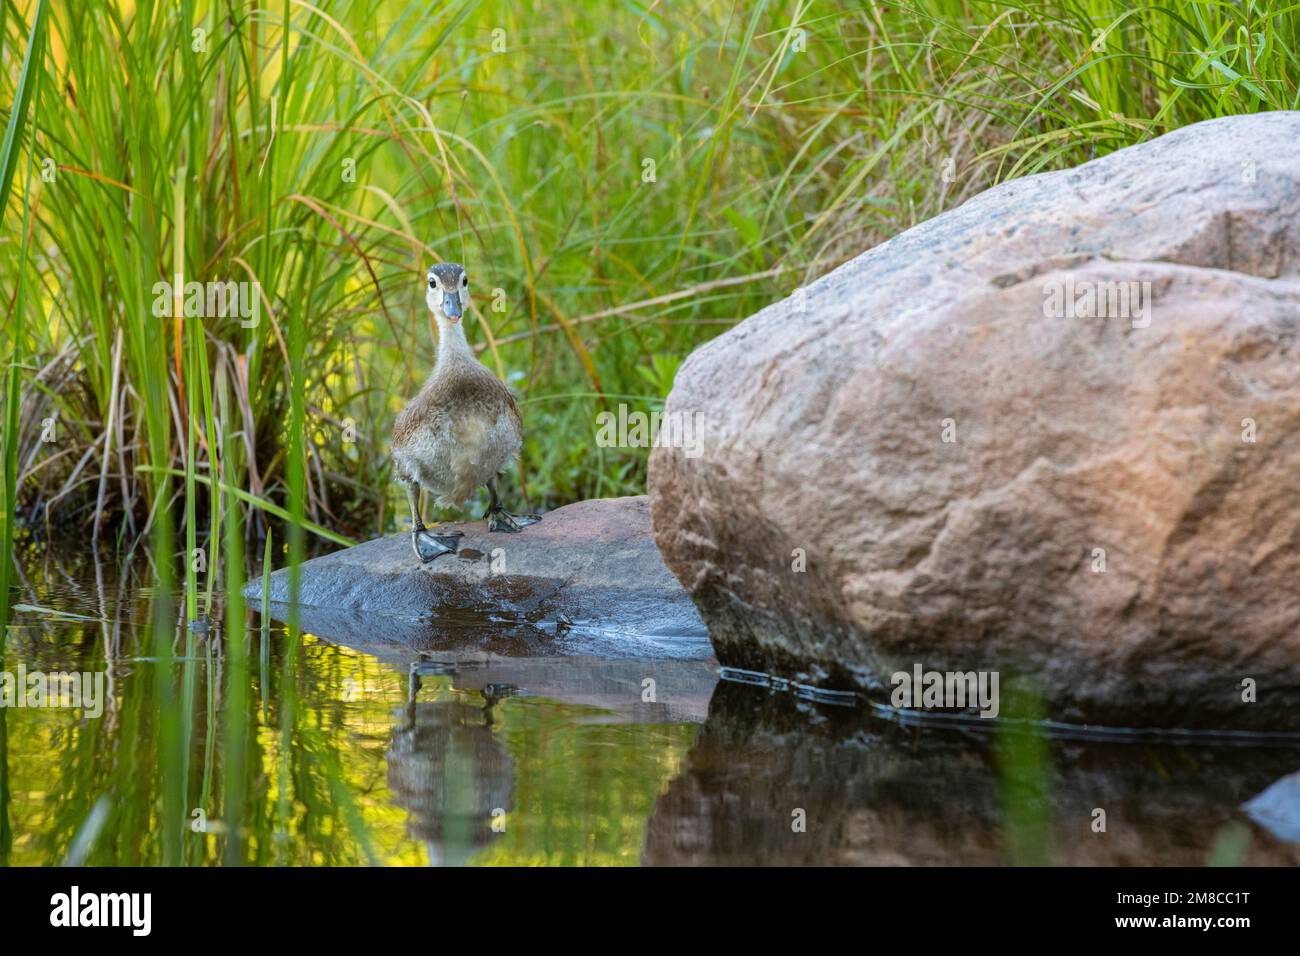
[391, 263, 540, 562]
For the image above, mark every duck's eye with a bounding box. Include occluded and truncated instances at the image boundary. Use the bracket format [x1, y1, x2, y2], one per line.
[460, 275, 468, 290]
[428, 276, 437, 290]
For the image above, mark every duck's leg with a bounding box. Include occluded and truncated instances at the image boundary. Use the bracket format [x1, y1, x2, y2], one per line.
[408, 481, 461, 562]
[485, 477, 541, 533]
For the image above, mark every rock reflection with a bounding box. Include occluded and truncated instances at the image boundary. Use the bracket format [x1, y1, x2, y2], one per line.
[387, 665, 515, 866]
[643, 680, 1300, 865]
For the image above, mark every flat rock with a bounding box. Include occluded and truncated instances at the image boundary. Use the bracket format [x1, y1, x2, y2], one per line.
[244, 496, 711, 661]
[649, 112, 1300, 731]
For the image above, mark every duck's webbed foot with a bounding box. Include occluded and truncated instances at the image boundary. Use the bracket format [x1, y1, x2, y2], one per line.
[486, 509, 541, 533]
[405, 480, 462, 562]
[412, 527, 463, 562]
[485, 477, 541, 533]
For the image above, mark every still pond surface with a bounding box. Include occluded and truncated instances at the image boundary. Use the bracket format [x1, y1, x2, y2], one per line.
[3, 544, 1299, 866]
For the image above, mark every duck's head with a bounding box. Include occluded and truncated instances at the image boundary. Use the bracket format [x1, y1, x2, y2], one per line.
[426, 262, 469, 324]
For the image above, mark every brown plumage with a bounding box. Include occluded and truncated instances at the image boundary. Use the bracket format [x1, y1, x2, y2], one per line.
[392, 262, 540, 562]
[391, 357, 523, 507]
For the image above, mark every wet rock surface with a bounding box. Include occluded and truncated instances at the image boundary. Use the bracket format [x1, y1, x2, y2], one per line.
[649, 112, 1300, 731]
[244, 495, 711, 661]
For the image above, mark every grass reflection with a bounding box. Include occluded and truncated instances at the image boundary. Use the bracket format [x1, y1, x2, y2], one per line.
[1, 553, 697, 866]
[478, 698, 697, 866]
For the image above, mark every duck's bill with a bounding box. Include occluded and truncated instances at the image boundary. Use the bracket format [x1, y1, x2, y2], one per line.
[442, 292, 463, 320]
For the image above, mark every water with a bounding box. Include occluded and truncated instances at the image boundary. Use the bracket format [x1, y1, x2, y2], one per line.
[3, 547, 1299, 866]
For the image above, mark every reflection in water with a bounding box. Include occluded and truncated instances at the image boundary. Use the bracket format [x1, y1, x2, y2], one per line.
[642, 681, 1300, 865]
[388, 666, 515, 866]
[0, 705, 10, 866]
[404, 676, 701, 866]
[6, 544, 1300, 866]
[1, 547, 701, 865]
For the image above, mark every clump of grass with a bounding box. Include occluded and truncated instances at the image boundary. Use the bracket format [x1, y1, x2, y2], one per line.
[1, 0, 48, 654]
[1, 0, 1294, 564]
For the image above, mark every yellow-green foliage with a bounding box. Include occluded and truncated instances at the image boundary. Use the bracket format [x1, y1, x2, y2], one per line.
[2, 0, 1295, 549]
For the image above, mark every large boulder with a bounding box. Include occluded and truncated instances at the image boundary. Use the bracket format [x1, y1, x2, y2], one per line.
[648, 112, 1300, 731]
